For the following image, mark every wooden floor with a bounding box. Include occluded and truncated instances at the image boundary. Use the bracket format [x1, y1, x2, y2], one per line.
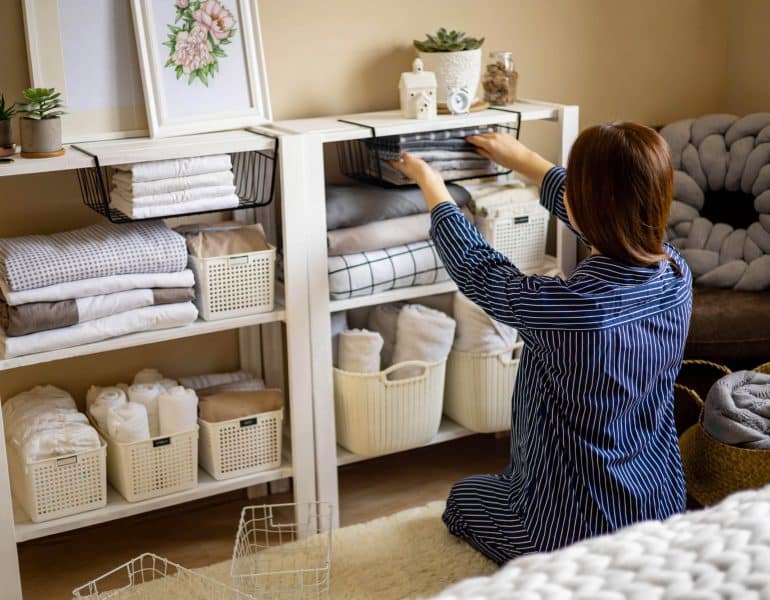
[18, 434, 508, 599]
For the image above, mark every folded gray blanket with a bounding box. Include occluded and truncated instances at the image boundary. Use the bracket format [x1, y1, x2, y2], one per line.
[0, 222, 188, 292]
[325, 184, 471, 231]
[703, 370, 770, 449]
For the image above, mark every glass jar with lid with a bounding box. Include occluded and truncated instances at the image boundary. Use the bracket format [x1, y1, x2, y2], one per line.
[482, 51, 518, 106]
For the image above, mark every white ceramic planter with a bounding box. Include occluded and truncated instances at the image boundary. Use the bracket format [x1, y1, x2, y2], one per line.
[417, 48, 482, 105]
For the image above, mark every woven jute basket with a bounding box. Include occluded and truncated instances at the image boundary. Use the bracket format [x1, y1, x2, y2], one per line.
[676, 359, 731, 403]
[679, 362, 770, 507]
[673, 383, 703, 437]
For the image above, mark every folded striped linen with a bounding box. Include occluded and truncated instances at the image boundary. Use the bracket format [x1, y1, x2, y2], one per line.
[113, 154, 232, 182]
[110, 194, 240, 219]
[0, 270, 194, 306]
[328, 239, 450, 300]
[0, 222, 187, 292]
[0, 301, 198, 358]
[112, 170, 235, 196]
[369, 158, 500, 186]
[366, 126, 496, 160]
[111, 184, 236, 207]
[0, 287, 194, 336]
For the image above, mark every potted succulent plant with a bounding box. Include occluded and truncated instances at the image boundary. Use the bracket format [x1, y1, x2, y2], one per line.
[0, 94, 16, 157]
[17, 87, 66, 157]
[414, 28, 484, 107]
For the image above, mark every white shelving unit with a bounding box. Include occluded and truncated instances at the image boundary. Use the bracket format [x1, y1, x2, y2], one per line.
[0, 131, 318, 599]
[277, 99, 579, 529]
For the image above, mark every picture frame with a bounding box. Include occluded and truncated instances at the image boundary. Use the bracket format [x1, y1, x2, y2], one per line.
[130, 0, 272, 138]
[22, 0, 149, 144]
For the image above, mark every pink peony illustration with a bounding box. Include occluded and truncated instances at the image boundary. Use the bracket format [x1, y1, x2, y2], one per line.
[175, 0, 189, 7]
[172, 24, 213, 74]
[194, 0, 235, 41]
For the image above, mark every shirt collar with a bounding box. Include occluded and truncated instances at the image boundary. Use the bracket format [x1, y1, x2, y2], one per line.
[569, 254, 668, 286]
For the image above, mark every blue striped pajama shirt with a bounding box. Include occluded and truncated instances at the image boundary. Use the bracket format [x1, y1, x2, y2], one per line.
[432, 166, 692, 565]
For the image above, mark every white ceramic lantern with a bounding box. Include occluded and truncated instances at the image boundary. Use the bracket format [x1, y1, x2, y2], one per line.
[399, 59, 437, 120]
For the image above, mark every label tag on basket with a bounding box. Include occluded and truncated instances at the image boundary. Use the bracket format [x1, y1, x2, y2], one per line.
[56, 455, 78, 467]
[240, 417, 258, 428]
[153, 437, 171, 448]
[228, 255, 250, 266]
[514, 216, 529, 224]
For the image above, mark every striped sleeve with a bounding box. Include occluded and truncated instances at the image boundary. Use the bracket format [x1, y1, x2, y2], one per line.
[540, 166, 587, 244]
[430, 202, 526, 329]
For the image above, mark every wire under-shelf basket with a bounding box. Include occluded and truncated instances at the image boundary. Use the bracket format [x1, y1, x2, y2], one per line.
[72, 131, 279, 224]
[336, 112, 521, 188]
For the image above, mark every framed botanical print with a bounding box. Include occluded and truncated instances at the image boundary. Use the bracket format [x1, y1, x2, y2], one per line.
[22, 0, 149, 143]
[130, 0, 272, 138]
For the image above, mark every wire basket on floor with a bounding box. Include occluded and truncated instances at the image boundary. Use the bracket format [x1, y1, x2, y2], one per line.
[231, 502, 333, 599]
[72, 553, 251, 599]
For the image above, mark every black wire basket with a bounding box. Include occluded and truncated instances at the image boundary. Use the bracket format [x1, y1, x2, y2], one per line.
[337, 113, 521, 188]
[72, 133, 278, 224]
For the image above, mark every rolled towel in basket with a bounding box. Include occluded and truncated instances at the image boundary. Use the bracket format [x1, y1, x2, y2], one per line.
[127, 383, 165, 437]
[87, 386, 128, 432]
[158, 386, 199, 435]
[107, 402, 151, 443]
[453, 293, 518, 354]
[367, 303, 403, 369]
[133, 368, 178, 390]
[337, 329, 384, 373]
[703, 370, 770, 449]
[391, 304, 456, 380]
[199, 389, 284, 423]
[19, 422, 101, 463]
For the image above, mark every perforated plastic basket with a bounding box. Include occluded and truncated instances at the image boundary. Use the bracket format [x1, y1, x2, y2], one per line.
[333, 360, 446, 457]
[92, 419, 198, 503]
[8, 440, 107, 523]
[232, 502, 333, 599]
[444, 343, 524, 433]
[189, 246, 276, 321]
[476, 202, 549, 271]
[199, 408, 283, 481]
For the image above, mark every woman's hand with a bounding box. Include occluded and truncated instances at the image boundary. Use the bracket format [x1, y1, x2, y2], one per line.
[468, 132, 555, 185]
[389, 153, 455, 211]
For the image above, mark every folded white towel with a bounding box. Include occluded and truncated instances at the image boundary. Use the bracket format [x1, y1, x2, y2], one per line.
[112, 170, 235, 196]
[331, 311, 349, 367]
[107, 402, 151, 443]
[179, 370, 259, 390]
[10, 408, 89, 448]
[337, 329, 384, 373]
[87, 386, 128, 432]
[114, 155, 232, 182]
[453, 293, 518, 354]
[3, 385, 77, 435]
[391, 304, 456, 379]
[19, 422, 101, 463]
[367, 303, 404, 369]
[158, 386, 198, 435]
[127, 383, 165, 437]
[111, 194, 240, 219]
[112, 184, 237, 208]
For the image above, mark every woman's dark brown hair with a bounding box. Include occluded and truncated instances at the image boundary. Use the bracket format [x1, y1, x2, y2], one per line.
[565, 122, 673, 267]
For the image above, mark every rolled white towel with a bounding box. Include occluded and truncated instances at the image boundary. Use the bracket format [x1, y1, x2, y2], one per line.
[158, 386, 198, 435]
[453, 293, 518, 354]
[19, 422, 101, 463]
[367, 303, 403, 369]
[127, 383, 165, 437]
[132, 368, 164, 384]
[391, 304, 456, 379]
[337, 329, 384, 373]
[107, 402, 151, 443]
[87, 386, 128, 432]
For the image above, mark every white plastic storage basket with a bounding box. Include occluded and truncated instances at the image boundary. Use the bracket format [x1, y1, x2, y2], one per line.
[189, 245, 276, 321]
[444, 342, 524, 433]
[93, 421, 199, 503]
[476, 203, 549, 271]
[333, 360, 446, 457]
[8, 441, 107, 523]
[199, 408, 283, 481]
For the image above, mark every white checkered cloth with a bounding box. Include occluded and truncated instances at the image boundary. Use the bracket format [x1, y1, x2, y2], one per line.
[0, 222, 188, 292]
[328, 240, 450, 300]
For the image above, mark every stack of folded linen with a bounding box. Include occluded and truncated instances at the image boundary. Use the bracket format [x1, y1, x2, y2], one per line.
[325, 183, 473, 299]
[110, 154, 239, 219]
[0, 221, 198, 358]
[365, 126, 502, 185]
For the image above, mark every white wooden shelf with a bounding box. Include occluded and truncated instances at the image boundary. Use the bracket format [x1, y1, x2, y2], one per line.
[14, 458, 292, 542]
[336, 417, 477, 467]
[0, 307, 286, 371]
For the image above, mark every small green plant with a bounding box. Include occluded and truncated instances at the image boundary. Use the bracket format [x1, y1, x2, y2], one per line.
[414, 28, 484, 53]
[0, 94, 16, 121]
[16, 87, 65, 120]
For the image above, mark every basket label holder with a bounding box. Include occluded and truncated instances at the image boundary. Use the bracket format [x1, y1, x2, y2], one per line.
[152, 437, 172, 448]
[56, 455, 78, 467]
[239, 417, 258, 428]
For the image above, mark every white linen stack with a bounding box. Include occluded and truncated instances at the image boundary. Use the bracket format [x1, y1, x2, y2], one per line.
[111, 155, 239, 219]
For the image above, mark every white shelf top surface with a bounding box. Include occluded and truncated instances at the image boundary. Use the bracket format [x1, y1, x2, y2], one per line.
[275, 99, 563, 142]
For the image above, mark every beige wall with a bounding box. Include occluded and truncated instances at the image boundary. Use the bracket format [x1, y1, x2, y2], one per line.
[725, 0, 770, 115]
[0, 0, 736, 400]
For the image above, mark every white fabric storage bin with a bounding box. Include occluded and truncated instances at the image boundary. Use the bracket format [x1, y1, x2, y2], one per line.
[198, 408, 283, 481]
[189, 246, 275, 321]
[8, 440, 107, 523]
[444, 342, 524, 433]
[91, 418, 198, 502]
[476, 203, 549, 271]
[333, 360, 446, 457]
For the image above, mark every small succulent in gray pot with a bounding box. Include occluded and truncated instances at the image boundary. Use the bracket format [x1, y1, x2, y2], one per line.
[17, 87, 66, 157]
[0, 94, 16, 157]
